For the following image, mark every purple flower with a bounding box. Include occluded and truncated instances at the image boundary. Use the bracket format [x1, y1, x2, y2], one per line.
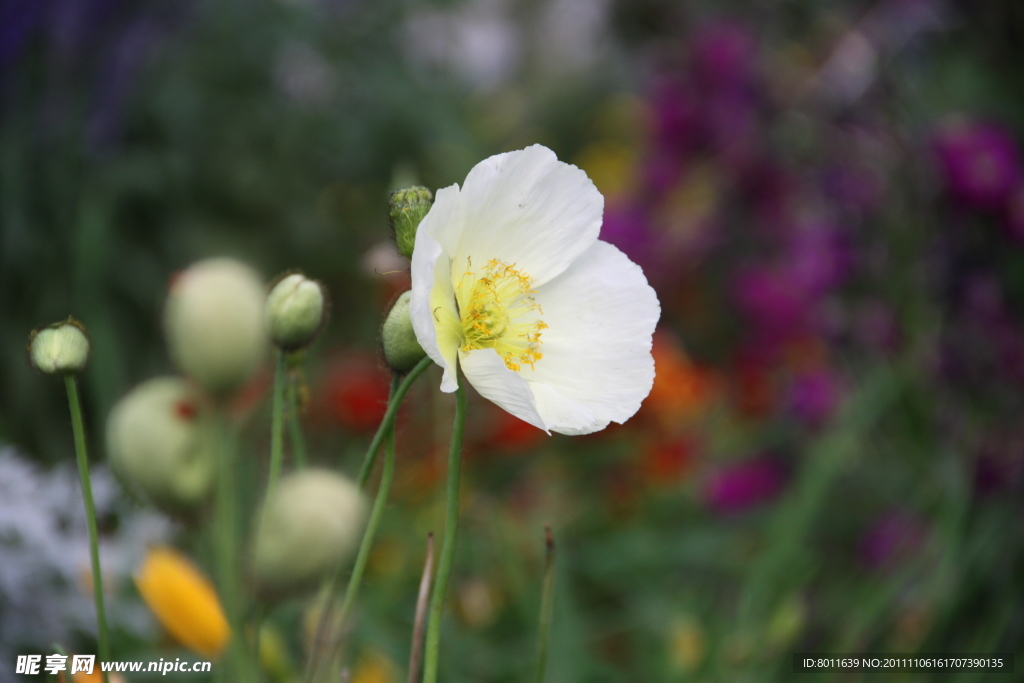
[600, 204, 656, 269]
[822, 163, 885, 215]
[933, 120, 1021, 210]
[698, 89, 760, 171]
[788, 368, 841, 427]
[859, 510, 927, 571]
[703, 456, 786, 513]
[690, 19, 757, 92]
[785, 223, 852, 295]
[733, 266, 811, 340]
[651, 79, 697, 155]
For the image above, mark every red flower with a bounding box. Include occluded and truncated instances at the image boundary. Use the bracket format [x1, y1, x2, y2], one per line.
[318, 352, 390, 433]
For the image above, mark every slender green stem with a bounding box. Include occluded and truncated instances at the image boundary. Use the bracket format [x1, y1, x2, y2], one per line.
[356, 356, 433, 488]
[307, 429, 397, 682]
[65, 376, 110, 683]
[340, 429, 396, 622]
[408, 533, 435, 683]
[267, 350, 288, 495]
[213, 414, 245, 681]
[422, 382, 467, 683]
[286, 365, 308, 469]
[304, 357, 431, 682]
[535, 526, 556, 683]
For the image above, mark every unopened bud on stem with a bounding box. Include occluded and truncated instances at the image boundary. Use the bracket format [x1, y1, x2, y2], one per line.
[28, 318, 90, 375]
[381, 291, 426, 372]
[164, 258, 267, 396]
[251, 469, 367, 601]
[107, 377, 217, 515]
[266, 272, 327, 351]
[388, 186, 433, 259]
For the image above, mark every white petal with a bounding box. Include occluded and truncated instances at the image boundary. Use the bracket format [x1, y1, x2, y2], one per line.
[520, 240, 660, 434]
[459, 349, 549, 432]
[415, 183, 465, 257]
[410, 191, 463, 392]
[529, 383, 601, 435]
[447, 145, 603, 287]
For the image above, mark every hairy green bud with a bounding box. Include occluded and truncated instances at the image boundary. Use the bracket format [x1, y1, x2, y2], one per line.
[266, 272, 327, 351]
[251, 469, 366, 601]
[164, 258, 268, 396]
[388, 186, 433, 259]
[381, 291, 426, 372]
[106, 377, 217, 515]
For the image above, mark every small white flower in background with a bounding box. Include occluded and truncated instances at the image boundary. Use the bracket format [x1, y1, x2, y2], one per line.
[0, 449, 171, 671]
[410, 145, 660, 435]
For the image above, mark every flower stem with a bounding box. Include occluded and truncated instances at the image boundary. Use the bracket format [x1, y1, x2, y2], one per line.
[307, 428, 396, 682]
[286, 364, 308, 469]
[305, 357, 431, 682]
[344, 428, 396, 627]
[267, 350, 288, 495]
[535, 526, 556, 683]
[407, 533, 435, 683]
[65, 376, 110, 683]
[213, 413, 245, 681]
[421, 382, 467, 683]
[356, 356, 433, 489]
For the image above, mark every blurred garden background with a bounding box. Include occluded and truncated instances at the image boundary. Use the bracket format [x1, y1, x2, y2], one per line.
[2, 0, 1024, 680]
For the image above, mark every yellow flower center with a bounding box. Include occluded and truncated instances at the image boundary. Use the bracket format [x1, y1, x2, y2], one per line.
[454, 258, 547, 371]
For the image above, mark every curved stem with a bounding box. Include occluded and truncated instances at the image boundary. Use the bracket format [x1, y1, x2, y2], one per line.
[308, 427, 396, 682]
[304, 356, 432, 682]
[65, 376, 110, 683]
[267, 350, 288, 495]
[356, 356, 433, 489]
[422, 382, 467, 683]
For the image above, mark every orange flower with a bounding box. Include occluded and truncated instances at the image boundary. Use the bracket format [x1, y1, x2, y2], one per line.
[645, 332, 718, 430]
[642, 437, 698, 484]
[134, 546, 229, 658]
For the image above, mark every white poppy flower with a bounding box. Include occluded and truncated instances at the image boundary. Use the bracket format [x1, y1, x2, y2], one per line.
[410, 145, 660, 435]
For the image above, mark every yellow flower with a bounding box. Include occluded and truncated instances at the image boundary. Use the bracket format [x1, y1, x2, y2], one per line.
[667, 616, 705, 673]
[350, 651, 398, 683]
[134, 546, 229, 658]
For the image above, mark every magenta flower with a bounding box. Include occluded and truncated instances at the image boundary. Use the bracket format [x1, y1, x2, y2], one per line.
[703, 456, 786, 513]
[690, 19, 757, 92]
[788, 368, 841, 427]
[733, 266, 811, 339]
[933, 120, 1021, 210]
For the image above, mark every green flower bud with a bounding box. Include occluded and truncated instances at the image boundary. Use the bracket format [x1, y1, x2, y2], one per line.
[164, 258, 268, 396]
[381, 291, 426, 372]
[266, 272, 327, 351]
[251, 469, 366, 601]
[388, 186, 433, 259]
[106, 377, 217, 515]
[28, 318, 91, 375]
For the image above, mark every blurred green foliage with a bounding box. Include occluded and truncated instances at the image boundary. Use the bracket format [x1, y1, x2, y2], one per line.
[3, 0, 1024, 682]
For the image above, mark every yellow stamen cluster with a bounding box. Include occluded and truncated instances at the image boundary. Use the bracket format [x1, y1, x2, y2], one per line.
[455, 258, 547, 371]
